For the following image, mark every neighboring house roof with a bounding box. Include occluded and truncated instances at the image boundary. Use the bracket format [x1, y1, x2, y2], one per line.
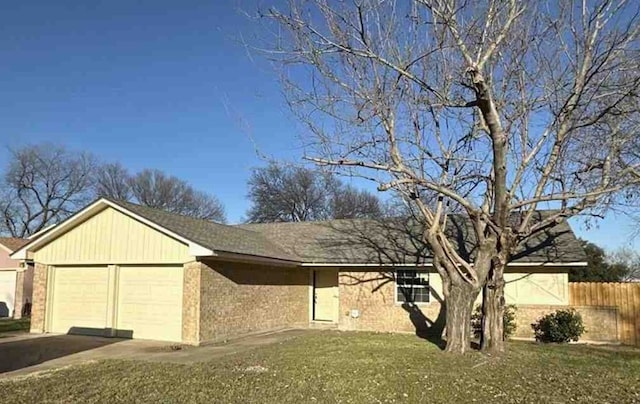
[107, 199, 300, 262]
[0, 237, 29, 253]
[240, 213, 587, 265]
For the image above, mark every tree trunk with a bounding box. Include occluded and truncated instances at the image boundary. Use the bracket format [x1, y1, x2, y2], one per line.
[444, 282, 480, 354]
[480, 263, 506, 353]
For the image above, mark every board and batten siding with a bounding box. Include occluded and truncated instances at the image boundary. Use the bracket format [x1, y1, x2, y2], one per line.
[503, 272, 569, 305]
[401, 270, 568, 306]
[34, 207, 192, 265]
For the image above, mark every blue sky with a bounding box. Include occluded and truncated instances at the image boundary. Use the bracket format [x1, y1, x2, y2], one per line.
[0, 1, 636, 251]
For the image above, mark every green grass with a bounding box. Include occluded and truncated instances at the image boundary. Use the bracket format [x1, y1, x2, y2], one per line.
[2, 332, 639, 403]
[0, 317, 30, 333]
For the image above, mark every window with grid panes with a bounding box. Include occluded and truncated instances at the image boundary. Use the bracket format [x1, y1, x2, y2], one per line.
[396, 269, 430, 303]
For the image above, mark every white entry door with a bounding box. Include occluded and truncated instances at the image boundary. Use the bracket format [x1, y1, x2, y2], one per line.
[313, 270, 338, 322]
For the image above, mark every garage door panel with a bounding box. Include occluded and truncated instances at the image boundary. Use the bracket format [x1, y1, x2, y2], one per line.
[50, 267, 109, 334]
[0, 271, 16, 318]
[116, 266, 183, 342]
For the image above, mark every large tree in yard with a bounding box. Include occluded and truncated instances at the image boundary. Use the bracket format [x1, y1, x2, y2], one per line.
[260, 0, 640, 353]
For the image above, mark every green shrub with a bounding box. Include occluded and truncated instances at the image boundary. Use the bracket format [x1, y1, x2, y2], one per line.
[531, 309, 585, 343]
[470, 305, 517, 340]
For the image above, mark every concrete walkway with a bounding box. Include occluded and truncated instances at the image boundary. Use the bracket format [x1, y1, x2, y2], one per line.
[0, 328, 313, 380]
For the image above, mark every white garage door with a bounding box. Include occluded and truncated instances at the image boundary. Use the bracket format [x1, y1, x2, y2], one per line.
[0, 271, 17, 318]
[116, 266, 183, 342]
[50, 266, 109, 335]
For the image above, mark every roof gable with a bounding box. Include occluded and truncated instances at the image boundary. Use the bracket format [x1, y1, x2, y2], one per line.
[108, 200, 300, 262]
[12, 198, 299, 263]
[33, 206, 192, 264]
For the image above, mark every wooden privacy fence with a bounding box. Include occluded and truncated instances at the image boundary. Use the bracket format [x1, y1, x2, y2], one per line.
[569, 282, 640, 346]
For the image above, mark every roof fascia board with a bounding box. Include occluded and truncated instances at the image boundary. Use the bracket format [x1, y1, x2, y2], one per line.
[506, 261, 588, 267]
[301, 261, 588, 267]
[204, 251, 300, 267]
[27, 224, 57, 240]
[301, 263, 434, 267]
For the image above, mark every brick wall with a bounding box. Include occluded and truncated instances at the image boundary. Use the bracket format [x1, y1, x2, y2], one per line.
[338, 271, 444, 335]
[338, 271, 618, 344]
[199, 260, 309, 343]
[13, 270, 24, 319]
[513, 305, 618, 343]
[30, 263, 48, 333]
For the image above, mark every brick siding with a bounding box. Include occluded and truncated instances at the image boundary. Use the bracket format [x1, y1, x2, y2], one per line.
[198, 260, 309, 343]
[13, 270, 24, 319]
[338, 270, 618, 344]
[30, 263, 48, 333]
[514, 305, 618, 343]
[182, 261, 202, 344]
[338, 270, 444, 335]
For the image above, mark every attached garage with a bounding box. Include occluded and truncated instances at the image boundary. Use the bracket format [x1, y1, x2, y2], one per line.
[47, 265, 183, 341]
[12, 198, 305, 345]
[11, 199, 211, 343]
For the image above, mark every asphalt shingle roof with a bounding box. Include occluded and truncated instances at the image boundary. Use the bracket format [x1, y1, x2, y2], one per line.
[240, 213, 587, 265]
[108, 199, 586, 265]
[108, 199, 299, 262]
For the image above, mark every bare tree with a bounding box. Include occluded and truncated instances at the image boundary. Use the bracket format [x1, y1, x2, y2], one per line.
[259, 0, 640, 353]
[607, 246, 640, 282]
[332, 186, 383, 220]
[0, 144, 96, 237]
[94, 162, 132, 201]
[129, 169, 226, 222]
[246, 163, 383, 222]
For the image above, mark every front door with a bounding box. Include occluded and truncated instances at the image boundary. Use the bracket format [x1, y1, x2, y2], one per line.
[313, 270, 338, 321]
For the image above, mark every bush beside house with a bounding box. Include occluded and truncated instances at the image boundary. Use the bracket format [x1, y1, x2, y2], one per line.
[532, 309, 585, 343]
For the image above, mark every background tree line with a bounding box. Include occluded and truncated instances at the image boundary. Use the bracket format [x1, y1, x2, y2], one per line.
[3, 143, 638, 283]
[572, 240, 640, 283]
[0, 144, 385, 238]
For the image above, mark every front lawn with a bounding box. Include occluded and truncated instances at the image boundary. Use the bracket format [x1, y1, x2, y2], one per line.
[1, 332, 639, 403]
[0, 317, 30, 334]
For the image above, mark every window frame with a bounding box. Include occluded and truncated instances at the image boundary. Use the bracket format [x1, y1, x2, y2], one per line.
[394, 269, 430, 305]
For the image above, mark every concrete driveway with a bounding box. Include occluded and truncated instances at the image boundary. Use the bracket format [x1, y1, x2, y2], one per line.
[0, 328, 313, 380]
[0, 334, 167, 377]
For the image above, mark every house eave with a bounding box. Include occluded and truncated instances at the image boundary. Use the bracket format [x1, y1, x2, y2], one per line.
[300, 261, 588, 267]
[200, 250, 301, 267]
